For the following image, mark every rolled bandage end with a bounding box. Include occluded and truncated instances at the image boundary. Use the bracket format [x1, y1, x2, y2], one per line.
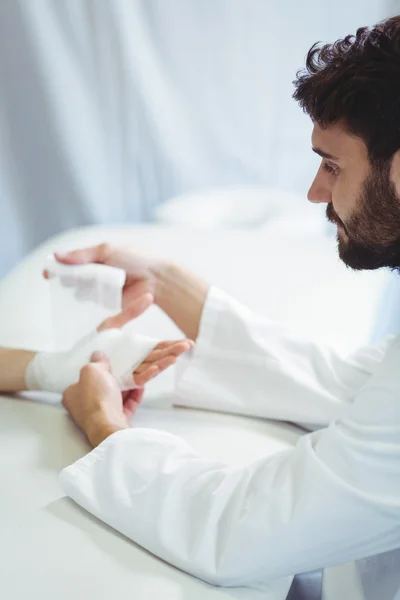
[94, 329, 158, 390]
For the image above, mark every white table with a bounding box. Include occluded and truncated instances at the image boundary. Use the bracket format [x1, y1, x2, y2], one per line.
[0, 225, 387, 599]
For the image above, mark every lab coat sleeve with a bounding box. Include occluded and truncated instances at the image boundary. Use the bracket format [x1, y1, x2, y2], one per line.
[174, 287, 393, 426]
[59, 334, 400, 587]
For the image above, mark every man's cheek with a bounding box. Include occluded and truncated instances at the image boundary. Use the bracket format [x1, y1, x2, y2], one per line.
[331, 192, 351, 225]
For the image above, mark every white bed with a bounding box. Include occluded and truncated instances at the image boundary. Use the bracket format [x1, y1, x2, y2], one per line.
[0, 224, 387, 599]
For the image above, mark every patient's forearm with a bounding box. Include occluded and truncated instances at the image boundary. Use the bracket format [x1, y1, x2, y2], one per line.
[0, 348, 36, 392]
[154, 263, 209, 340]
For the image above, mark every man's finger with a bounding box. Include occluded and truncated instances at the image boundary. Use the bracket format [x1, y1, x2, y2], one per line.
[155, 339, 194, 352]
[134, 365, 159, 386]
[134, 343, 191, 375]
[154, 340, 182, 350]
[89, 352, 112, 372]
[121, 280, 154, 309]
[136, 357, 175, 383]
[147, 341, 192, 361]
[136, 341, 192, 366]
[134, 356, 177, 385]
[55, 243, 112, 266]
[97, 293, 154, 331]
[156, 356, 177, 371]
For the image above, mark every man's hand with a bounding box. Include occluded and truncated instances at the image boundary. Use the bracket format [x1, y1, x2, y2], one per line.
[49, 243, 209, 340]
[131, 339, 194, 386]
[51, 244, 161, 310]
[62, 336, 194, 446]
[62, 355, 139, 447]
[96, 301, 195, 388]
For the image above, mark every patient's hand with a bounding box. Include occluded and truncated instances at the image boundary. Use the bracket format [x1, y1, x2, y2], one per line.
[26, 284, 194, 393]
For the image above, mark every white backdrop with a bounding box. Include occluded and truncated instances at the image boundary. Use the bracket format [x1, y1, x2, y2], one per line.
[0, 0, 396, 276]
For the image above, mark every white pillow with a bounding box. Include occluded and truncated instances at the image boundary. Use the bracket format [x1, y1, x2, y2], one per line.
[155, 185, 306, 229]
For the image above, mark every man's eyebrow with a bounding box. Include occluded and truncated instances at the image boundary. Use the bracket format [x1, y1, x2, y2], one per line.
[312, 147, 339, 161]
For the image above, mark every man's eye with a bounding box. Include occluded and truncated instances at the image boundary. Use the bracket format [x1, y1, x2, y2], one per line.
[322, 162, 339, 175]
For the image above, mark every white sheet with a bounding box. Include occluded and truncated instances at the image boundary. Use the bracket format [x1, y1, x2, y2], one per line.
[0, 397, 300, 600]
[0, 224, 390, 599]
[59, 286, 400, 597]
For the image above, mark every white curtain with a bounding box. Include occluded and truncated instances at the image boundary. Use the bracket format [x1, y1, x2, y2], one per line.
[0, 0, 394, 276]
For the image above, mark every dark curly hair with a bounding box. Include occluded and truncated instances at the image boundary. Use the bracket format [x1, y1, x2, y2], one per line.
[293, 16, 400, 163]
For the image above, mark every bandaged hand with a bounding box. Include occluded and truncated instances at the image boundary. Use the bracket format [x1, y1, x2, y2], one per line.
[25, 292, 194, 394]
[62, 354, 140, 447]
[25, 327, 193, 394]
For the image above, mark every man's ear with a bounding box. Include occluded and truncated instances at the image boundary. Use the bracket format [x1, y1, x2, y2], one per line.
[390, 149, 400, 195]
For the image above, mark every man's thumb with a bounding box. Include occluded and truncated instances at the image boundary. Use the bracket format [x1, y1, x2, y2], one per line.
[90, 351, 111, 372]
[55, 243, 111, 265]
[97, 292, 154, 332]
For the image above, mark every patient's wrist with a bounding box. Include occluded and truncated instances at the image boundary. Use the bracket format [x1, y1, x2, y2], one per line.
[0, 348, 37, 392]
[25, 351, 45, 391]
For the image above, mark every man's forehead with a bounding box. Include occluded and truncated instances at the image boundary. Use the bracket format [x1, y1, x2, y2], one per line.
[311, 123, 367, 161]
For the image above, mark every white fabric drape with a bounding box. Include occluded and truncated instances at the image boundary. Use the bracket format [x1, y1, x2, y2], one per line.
[0, 0, 394, 275]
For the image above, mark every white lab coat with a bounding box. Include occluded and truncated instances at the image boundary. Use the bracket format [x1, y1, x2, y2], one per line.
[60, 287, 400, 599]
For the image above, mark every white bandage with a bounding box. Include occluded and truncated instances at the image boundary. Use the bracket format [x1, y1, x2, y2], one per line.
[45, 256, 126, 312]
[25, 322, 158, 393]
[45, 256, 127, 350]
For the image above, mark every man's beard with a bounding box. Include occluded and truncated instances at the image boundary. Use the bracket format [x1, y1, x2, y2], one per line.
[326, 161, 400, 272]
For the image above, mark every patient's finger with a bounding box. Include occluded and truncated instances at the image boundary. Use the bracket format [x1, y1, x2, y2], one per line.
[122, 390, 134, 403]
[123, 397, 138, 420]
[123, 388, 144, 404]
[131, 388, 145, 404]
[97, 293, 153, 331]
[123, 388, 145, 419]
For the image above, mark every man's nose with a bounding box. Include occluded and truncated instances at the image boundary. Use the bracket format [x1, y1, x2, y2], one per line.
[307, 176, 332, 204]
